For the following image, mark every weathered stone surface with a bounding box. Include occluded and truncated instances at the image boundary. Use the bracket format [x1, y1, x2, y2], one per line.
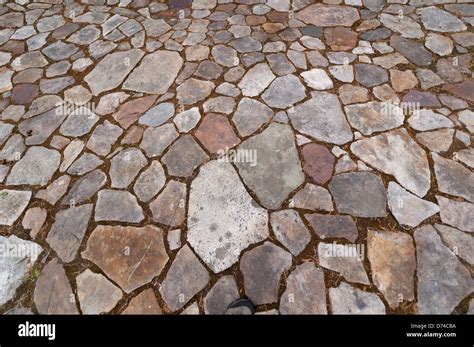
[0, 189, 31, 226]
[113, 95, 157, 129]
[306, 214, 358, 242]
[0, 235, 42, 305]
[240, 242, 292, 305]
[36, 175, 70, 205]
[84, 49, 144, 95]
[159, 245, 209, 311]
[150, 180, 186, 227]
[271, 209, 310, 256]
[46, 204, 93, 263]
[235, 123, 304, 209]
[33, 258, 77, 314]
[133, 161, 166, 202]
[390, 36, 432, 66]
[387, 182, 439, 228]
[59, 107, 99, 137]
[82, 225, 169, 293]
[95, 190, 144, 223]
[344, 101, 404, 135]
[123, 51, 182, 94]
[301, 143, 335, 185]
[329, 172, 387, 218]
[318, 242, 369, 285]
[350, 129, 431, 197]
[368, 229, 416, 308]
[296, 4, 359, 27]
[418, 6, 466, 33]
[86, 120, 123, 156]
[139, 102, 174, 127]
[330, 282, 385, 314]
[435, 224, 473, 266]
[7, 147, 60, 186]
[188, 160, 268, 273]
[290, 184, 333, 212]
[380, 13, 423, 39]
[354, 64, 388, 87]
[433, 153, 474, 203]
[176, 78, 215, 105]
[280, 263, 327, 314]
[289, 92, 353, 145]
[162, 135, 209, 177]
[436, 196, 474, 233]
[76, 269, 123, 314]
[238, 63, 275, 97]
[140, 124, 178, 158]
[109, 148, 147, 189]
[122, 288, 162, 315]
[204, 275, 240, 314]
[22, 207, 47, 238]
[415, 225, 473, 314]
[19, 107, 67, 145]
[195, 113, 240, 154]
[261, 75, 306, 109]
[232, 98, 273, 137]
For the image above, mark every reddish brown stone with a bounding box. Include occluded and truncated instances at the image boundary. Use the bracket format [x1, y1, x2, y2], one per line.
[195, 113, 240, 154]
[121, 125, 144, 145]
[267, 11, 288, 23]
[442, 80, 474, 103]
[11, 84, 38, 105]
[324, 27, 358, 51]
[1, 40, 25, 55]
[246, 15, 266, 26]
[113, 95, 157, 129]
[262, 22, 285, 33]
[122, 289, 162, 314]
[216, 3, 236, 12]
[302, 143, 335, 185]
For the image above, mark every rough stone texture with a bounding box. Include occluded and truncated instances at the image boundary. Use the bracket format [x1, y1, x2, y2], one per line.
[240, 242, 292, 305]
[109, 148, 147, 189]
[159, 245, 209, 311]
[415, 225, 473, 314]
[122, 289, 162, 315]
[82, 225, 169, 293]
[330, 282, 385, 314]
[188, 160, 268, 273]
[436, 196, 473, 233]
[301, 143, 335, 185]
[280, 263, 327, 314]
[95, 190, 144, 223]
[235, 123, 304, 209]
[162, 135, 209, 177]
[0, 189, 31, 226]
[271, 209, 310, 256]
[306, 214, 358, 243]
[368, 229, 416, 308]
[150, 180, 187, 227]
[433, 153, 474, 203]
[329, 172, 387, 218]
[7, 147, 60, 186]
[296, 4, 359, 27]
[204, 275, 240, 314]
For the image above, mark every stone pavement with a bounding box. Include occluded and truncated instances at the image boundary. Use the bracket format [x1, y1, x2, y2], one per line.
[0, 0, 473, 315]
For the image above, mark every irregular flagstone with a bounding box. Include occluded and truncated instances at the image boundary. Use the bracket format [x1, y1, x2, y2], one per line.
[176, 78, 215, 105]
[86, 121, 123, 155]
[109, 148, 147, 189]
[408, 109, 453, 132]
[159, 245, 209, 311]
[95, 190, 144, 223]
[442, 80, 474, 103]
[188, 160, 268, 273]
[0, 189, 31, 226]
[387, 182, 439, 228]
[288, 92, 353, 145]
[62, 169, 106, 206]
[296, 4, 359, 27]
[350, 129, 431, 197]
[306, 214, 358, 243]
[36, 175, 70, 205]
[76, 269, 123, 314]
[271, 209, 311, 256]
[42, 41, 78, 61]
[122, 288, 162, 315]
[379, 13, 424, 39]
[290, 184, 334, 212]
[344, 101, 404, 136]
[84, 49, 145, 96]
[150, 180, 186, 227]
[59, 107, 99, 137]
[416, 129, 454, 153]
[7, 146, 60, 186]
[434, 224, 474, 266]
[33, 258, 77, 314]
[329, 172, 387, 218]
[204, 275, 240, 314]
[436, 196, 474, 233]
[46, 204, 93, 263]
[0, 235, 42, 306]
[240, 242, 292, 305]
[417, 6, 467, 33]
[330, 282, 385, 314]
[161, 135, 209, 177]
[82, 225, 169, 293]
[22, 207, 47, 238]
[123, 51, 182, 94]
[112, 95, 157, 129]
[301, 143, 335, 185]
[233, 98, 273, 137]
[67, 153, 104, 176]
[367, 229, 416, 308]
[414, 225, 473, 314]
[237, 63, 275, 97]
[318, 242, 369, 285]
[301, 68, 333, 90]
[390, 36, 432, 67]
[195, 113, 240, 154]
[140, 124, 178, 158]
[354, 64, 388, 87]
[139, 102, 174, 127]
[261, 75, 306, 109]
[432, 153, 474, 203]
[133, 161, 166, 203]
[18, 107, 68, 145]
[235, 123, 304, 209]
[280, 263, 327, 314]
